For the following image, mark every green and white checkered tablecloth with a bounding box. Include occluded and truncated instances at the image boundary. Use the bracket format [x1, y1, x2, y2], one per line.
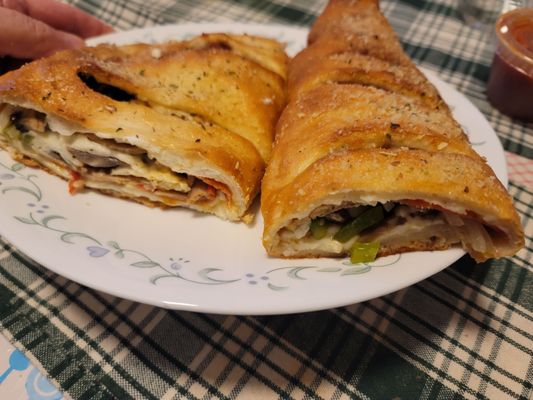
[0, 0, 532, 399]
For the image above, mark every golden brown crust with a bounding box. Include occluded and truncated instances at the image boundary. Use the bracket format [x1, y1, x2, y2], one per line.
[309, 0, 411, 64]
[81, 35, 287, 162]
[290, 0, 441, 106]
[289, 50, 442, 106]
[265, 83, 475, 195]
[261, 0, 524, 261]
[0, 34, 288, 221]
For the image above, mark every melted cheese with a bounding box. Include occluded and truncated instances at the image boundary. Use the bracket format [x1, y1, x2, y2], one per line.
[46, 115, 85, 137]
[277, 205, 462, 257]
[3, 123, 191, 193]
[0, 106, 235, 218]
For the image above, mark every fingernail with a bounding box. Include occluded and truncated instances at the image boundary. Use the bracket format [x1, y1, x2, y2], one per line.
[61, 34, 85, 49]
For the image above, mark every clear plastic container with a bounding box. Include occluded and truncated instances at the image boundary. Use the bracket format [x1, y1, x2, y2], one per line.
[486, 8, 533, 121]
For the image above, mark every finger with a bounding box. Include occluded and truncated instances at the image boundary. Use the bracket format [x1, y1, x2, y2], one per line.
[1, 0, 114, 39]
[0, 8, 84, 59]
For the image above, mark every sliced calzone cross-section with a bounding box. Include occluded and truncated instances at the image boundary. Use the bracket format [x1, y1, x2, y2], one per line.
[0, 33, 288, 221]
[261, 0, 524, 262]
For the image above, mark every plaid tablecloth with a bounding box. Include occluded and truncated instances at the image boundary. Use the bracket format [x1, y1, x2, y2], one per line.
[0, 0, 532, 399]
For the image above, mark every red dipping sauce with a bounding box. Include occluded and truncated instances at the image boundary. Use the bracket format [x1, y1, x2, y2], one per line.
[487, 8, 533, 122]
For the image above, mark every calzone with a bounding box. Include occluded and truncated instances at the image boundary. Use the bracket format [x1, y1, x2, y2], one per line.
[0, 34, 287, 221]
[261, 0, 524, 262]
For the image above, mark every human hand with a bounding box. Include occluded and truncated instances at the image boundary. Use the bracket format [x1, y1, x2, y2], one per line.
[0, 0, 113, 59]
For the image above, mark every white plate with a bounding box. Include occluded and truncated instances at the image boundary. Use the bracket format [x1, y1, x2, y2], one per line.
[0, 24, 507, 315]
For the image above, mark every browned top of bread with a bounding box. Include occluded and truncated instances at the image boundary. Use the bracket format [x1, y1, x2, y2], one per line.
[265, 83, 477, 195]
[290, 0, 439, 105]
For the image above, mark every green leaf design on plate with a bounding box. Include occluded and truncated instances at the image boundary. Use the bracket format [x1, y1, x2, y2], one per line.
[131, 261, 159, 268]
[150, 274, 175, 284]
[317, 267, 342, 273]
[14, 212, 101, 245]
[41, 215, 65, 226]
[261, 256, 404, 290]
[287, 266, 315, 280]
[60, 232, 99, 245]
[14, 216, 37, 225]
[2, 186, 40, 201]
[0, 162, 42, 201]
[197, 268, 240, 284]
[341, 265, 372, 275]
[267, 283, 288, 291]
[108, 241, 120, 249]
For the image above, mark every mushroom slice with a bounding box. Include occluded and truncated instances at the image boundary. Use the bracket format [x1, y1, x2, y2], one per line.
[87, 134, 147, 155]
[10, 109, 46, 133]
[68, 148, 129, 168]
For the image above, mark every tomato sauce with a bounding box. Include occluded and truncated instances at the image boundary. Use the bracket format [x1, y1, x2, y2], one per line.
[487, 8, 533, 122]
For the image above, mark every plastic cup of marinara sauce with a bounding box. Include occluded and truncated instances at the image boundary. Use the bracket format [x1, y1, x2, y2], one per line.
[486, 8, 533, 122]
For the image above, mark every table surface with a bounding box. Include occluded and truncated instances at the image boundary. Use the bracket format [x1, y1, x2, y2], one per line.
[0, 0, 532, 399]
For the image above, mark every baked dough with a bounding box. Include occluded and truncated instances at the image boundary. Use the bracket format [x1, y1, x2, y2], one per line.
[261, 0, 524, 262]
[0, 33, 288, 221]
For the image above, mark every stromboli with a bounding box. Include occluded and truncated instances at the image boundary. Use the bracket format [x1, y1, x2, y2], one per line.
[261, 0, 524, 262]
[0, 33, 288, 221]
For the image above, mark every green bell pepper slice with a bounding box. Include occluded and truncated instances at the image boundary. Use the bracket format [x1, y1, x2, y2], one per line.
[350, 241, 380, 264]
[310, 217, 329, 239]
[333, 205, 384, 243]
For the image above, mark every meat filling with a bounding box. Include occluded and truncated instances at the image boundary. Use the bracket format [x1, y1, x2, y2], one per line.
[0, 105, 227, 207]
